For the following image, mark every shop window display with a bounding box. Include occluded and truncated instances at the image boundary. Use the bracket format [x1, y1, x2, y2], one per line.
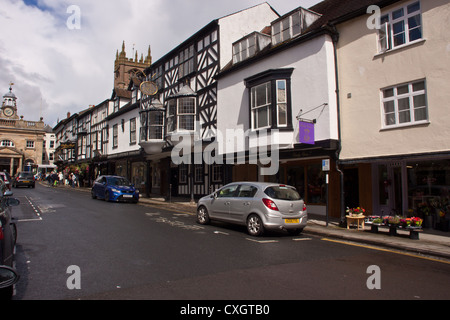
[407, 159, 449, 230]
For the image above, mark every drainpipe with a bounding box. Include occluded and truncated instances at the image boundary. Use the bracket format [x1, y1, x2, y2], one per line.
[329, 24, 346, 227]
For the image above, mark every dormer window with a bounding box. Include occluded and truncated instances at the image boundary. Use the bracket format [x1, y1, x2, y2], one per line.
[271, 7, 321, 46]
[232, 32, 271, 64]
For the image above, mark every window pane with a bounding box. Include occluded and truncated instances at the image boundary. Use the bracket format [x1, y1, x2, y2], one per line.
[384, 100, 395, 113]
[179, 115, 194, 130]
[292, 12, 301, 35]
[408, 14, 421, 29]
[398, 97, 410, 111]
[399, 110, 411, 123]
[385, 113, 396, 126]
[407, 1, 420, 14]
[413, 94, 426, 109]
[409, 26, 422, 42]
[397, 85, 409, 95]
[278, 103, 287, 125]
[277, 80, 286, 102]
[257, 107, 269, 128]
[413, 81, 425, 91]
[414, 107, 427, 121]
[392, 8, 404, 20]
[383, 88, 394, 98]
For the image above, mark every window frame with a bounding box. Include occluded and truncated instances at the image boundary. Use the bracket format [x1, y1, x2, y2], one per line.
[129, 117, 136, 145]
[112, 124, 118, 149]
[245, 68, 294, 132]
[166, 96, 196, 134]
[148, 111, 165, 140]
[378, 1, 422, 53]
[271, 10, 303, 45]
[380, 79, 428, 129]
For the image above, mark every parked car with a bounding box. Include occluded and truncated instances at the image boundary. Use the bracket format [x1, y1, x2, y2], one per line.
[91, 175, 139, 203]
[197, 182, 307, 236]
[0, 181, 20, 299]
[13, 171, 35, 188]
[0, 172, 12, 191]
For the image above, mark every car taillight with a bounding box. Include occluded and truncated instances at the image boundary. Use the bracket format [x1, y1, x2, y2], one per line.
[303, 203, 307, 212]
[0, 222, 3, 240]
[262, 198, 279, 211]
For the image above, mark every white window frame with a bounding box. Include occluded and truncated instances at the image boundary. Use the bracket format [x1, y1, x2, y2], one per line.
[378, 1, 422, 53]
[251, 82, 272, 130]
[1, 140, 14, 147]
[130, 117, 136, 144]
[112, 124, 118, 148]
[272, 10, 302, 45]
[276, 80, 287, 127]
[381, 79, 428, 129]
[26, 140, 35, 149]
[166, 97, 196, 133]
[148, 111, 164, 140]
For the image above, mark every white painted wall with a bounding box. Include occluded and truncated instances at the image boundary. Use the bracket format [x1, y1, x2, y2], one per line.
[107, 107, 141, 156]
[218, 3, 279, 68]
[217, 34, 338, 155]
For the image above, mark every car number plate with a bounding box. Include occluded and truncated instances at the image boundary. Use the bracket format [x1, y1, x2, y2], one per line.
[23, 180, 30, 183]
[123, 195, 133, 198]
[285, 219, 299, 224]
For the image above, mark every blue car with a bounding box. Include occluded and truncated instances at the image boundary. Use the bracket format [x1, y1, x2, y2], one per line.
[91, 175, 139, 203]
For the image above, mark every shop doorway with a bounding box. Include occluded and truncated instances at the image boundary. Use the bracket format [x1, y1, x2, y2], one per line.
[344, 168, 359, 209]
[376, 162, 406, 216]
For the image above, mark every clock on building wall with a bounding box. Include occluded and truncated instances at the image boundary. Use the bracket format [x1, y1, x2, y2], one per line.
[3, 107, 14, 117]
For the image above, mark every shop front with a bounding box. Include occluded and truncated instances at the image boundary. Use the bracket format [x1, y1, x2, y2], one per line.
[345, 155, 449, 232]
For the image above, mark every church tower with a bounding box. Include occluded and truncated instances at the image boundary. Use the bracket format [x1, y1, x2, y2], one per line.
[1, 83, 19, 119]
[114, 41, 152, 89]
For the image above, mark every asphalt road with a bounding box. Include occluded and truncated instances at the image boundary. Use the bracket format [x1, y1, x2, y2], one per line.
[9, 183, 450, 303]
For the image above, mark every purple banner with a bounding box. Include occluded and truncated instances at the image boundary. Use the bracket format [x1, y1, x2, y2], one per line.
[299, 121, 315, 145]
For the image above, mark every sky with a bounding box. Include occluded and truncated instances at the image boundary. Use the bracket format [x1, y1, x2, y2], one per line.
[0, 0, 322, 127]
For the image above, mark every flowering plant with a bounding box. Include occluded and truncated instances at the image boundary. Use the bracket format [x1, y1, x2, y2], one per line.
[388, 216, 401, 225]
[399, 217, 422, 228]
[346, 207, 366, 216]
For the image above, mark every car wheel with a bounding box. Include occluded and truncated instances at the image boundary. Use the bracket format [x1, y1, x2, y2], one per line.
[197, 206, 210, 225]
[247, 214, 264, 237]
[91, 190, 97, 199]
[104, 191, 109, 202]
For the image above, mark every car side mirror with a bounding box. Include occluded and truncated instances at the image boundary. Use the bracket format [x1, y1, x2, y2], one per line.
[0, 266, 19, 289]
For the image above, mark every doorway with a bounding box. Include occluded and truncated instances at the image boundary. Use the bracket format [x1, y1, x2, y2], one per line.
[375, 162, 406, 216]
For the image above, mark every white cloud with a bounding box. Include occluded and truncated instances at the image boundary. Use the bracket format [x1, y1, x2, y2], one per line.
[0, 0, 321, 127]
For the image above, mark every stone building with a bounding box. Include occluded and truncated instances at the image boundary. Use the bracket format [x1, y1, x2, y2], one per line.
[0, 84, 46, 174]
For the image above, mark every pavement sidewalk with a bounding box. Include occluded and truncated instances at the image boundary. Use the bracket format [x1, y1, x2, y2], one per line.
[48, 182, 450, 261]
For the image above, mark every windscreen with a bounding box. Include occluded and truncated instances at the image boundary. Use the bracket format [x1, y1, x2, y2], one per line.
[264, 185, 301, 200]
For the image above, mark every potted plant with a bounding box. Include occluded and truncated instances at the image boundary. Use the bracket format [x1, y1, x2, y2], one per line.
[346, 206, 366, 217]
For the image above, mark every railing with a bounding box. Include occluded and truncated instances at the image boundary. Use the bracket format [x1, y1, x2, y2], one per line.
[0, 119, 45, 129]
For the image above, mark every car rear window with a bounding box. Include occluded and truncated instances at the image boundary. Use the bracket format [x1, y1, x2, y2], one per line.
[19, 173, 34, 178]
[264, 186, 301, 200]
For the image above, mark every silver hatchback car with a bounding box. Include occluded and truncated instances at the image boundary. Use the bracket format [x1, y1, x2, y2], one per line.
[197, 182, 307, 236]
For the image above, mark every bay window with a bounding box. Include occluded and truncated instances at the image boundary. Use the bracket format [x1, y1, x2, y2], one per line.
[246, 69, 293, 131]
[166, 96, 196, 133]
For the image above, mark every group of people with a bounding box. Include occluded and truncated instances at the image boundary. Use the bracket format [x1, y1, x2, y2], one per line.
[44, 171, 79, 188]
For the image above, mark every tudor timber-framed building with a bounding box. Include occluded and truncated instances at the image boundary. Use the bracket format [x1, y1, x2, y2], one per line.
[138, 3, 279, 199]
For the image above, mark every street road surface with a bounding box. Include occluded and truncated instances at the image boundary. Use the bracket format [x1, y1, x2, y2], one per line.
[9, 183, 450, 302]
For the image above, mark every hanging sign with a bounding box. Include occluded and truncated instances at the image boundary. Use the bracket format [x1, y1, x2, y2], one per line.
[299, 121, 315, 145]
